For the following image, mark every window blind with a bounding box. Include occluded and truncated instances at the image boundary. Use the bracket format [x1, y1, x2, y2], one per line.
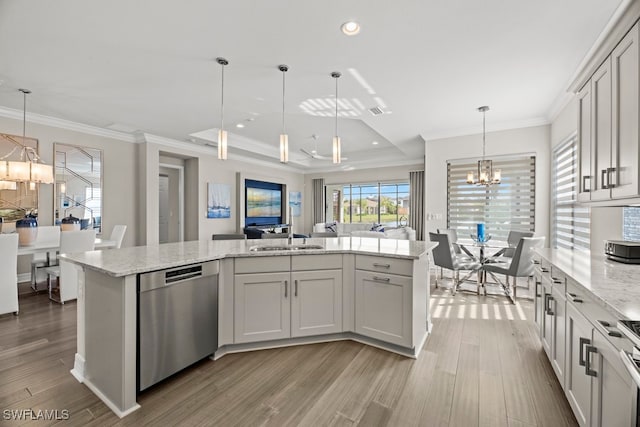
[447, 155, 536, 242]
[552, 137, 590, 250]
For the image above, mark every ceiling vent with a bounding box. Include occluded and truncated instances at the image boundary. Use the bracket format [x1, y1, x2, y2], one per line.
[368, 106, 385, 116]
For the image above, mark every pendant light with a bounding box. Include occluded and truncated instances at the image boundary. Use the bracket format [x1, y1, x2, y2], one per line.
[1, 89, 54, 184]
[278, 65, 289, 163]
[466, 106, 501, 186]
[216, 57, 229, 160]
[331, 71, 341, 164]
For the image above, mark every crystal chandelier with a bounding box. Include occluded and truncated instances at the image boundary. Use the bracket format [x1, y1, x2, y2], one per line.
[467, 106, 501, 186]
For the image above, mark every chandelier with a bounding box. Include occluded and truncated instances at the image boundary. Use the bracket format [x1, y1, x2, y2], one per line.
[0, 89, 54, 186]
[466, 106, 500, 186]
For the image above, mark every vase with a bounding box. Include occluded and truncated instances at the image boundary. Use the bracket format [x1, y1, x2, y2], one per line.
[476, 223, 485, 243]
[61, 214, 81, 231]
[16, 215, 38, 246]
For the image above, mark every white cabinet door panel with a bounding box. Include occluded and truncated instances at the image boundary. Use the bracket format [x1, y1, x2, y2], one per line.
[565, 301, 593, 427]
[591, 58, 613, 201]
[291, 269, 342, 337]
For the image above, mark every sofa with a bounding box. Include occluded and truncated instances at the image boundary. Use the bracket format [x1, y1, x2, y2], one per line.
[314, 222, 416, 240]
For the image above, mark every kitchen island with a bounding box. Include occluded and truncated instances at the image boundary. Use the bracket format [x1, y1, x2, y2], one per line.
[61, 237, 436, 418]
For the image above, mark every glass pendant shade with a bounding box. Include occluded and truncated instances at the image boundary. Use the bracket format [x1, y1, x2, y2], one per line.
[332, 136, 341, 164]
[60, 182, 66, 193]
[7, 161, 31, 181]
[280, 134, 289, 163]
[0, 180, 16, 190]
[30, 162, 54, 184]
[217, 129, 228, 160]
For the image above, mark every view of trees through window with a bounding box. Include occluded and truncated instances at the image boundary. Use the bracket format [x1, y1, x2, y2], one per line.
[336, 182, 410, 227]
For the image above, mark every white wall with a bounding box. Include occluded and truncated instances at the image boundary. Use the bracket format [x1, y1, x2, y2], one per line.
[425, 125, 551, 243]
[302, 163, 424, 233]
[139, 139, 306, 243]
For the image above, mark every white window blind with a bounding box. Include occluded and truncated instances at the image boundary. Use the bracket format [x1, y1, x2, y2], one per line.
[552, 137, 590, 250]
[447, 155, 536, 242]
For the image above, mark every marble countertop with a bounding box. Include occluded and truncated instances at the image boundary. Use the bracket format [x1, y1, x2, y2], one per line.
[535, 248, 640, 320]
[61, 237, 437, 278]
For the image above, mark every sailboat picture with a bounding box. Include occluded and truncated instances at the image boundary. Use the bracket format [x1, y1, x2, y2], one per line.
[207, 183, 231, 219]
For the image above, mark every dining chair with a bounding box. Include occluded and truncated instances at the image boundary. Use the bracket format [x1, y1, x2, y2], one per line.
[30, 225, 61, 291]
[437, 228, 475, 260]
[44, 229, 96, 304]
[482, 236, 545, 301]
[429, 232, 482, 295]
[212, 233, 247, 240]
[310, 231, 338, 237]
[0, 234, 19, 315]
[503, 230, 534, 257]
[109, 225, 127, 248]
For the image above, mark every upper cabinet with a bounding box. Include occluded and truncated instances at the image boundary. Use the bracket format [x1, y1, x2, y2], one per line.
[578, 22, 640, 203]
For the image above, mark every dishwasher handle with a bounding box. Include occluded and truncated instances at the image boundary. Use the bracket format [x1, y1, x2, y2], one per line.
[139, 261, 219, 292]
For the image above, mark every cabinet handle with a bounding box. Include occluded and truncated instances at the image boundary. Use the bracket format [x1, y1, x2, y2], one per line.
[373, 263, 391, 269]
[535, 280, 541, 298]
[284, 280, 288, 298]
[372, 276, 391, 282]
[546, 295, 555, 316]
[541, 268, 549, 273]
[597, 320, 611, 327]
[601, 169, 609, 189]
[567, 293, 583, 303]
[294, 279, 298, 297]
[585, 345, 598, 377]
[607, 167, 616, 188]
[608, 331, 623, 338]
[582, 176, 591, 192]
[579, 337, 590, 367]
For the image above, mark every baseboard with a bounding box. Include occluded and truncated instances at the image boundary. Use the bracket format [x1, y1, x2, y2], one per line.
[18, 273, 30, 283]
[82, 378, 140, 419]
[70, 353, 85, 383]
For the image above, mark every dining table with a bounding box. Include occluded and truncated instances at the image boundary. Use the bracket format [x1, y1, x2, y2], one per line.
[457, 240, 515, 301]
[17, 238, 117, 257]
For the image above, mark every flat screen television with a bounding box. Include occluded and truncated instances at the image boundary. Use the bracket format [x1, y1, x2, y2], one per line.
[245, 179, 283, 225]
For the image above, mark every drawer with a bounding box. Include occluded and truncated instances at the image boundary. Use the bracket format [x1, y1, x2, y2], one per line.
[539, 258, 551, 275]
[549, 267, 566, 294]
[566, 278, 627, 351]
[235, 256, 290, 274]
[355, 255, 412, 277]
[291, 254, 342, 271]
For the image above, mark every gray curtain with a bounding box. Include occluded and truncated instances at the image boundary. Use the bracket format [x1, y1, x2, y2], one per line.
[312, 178, 325, 225]
[409, 171, 424, 240]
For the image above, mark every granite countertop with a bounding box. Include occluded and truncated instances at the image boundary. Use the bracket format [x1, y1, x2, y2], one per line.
[60, 237, 437, 278]
[535, 248, 640, 320]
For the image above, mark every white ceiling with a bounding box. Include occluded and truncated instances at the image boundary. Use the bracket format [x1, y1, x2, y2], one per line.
[0, 0, 623, 172]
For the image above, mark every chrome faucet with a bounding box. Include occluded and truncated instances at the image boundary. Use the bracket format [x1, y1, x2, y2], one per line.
[287, 225, 293, 245]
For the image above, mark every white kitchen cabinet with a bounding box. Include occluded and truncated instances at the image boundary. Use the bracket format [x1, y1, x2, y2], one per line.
[234, 272, 291, 343]
[291, 269, 342, 337]
[611, 22, 640, 199]
[577, 81, 593, 202]
[533, 270, 544, 336]
[590, 328, 636, 427]
[577, 21, 640, 203]
[355, 270, 412, 347]
[550, 282, 567, 386]
[540, 277, 553, 357]
[565, 300, 593, 427]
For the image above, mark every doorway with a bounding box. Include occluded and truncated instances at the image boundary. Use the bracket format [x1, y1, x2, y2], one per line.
[159, 164, 184, 243]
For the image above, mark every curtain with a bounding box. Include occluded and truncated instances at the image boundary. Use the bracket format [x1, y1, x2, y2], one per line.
[409, 171, 424, 240]
[312, 178, 325, 225]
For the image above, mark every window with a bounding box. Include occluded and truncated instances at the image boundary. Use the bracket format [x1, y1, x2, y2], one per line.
[447, 155, 535, 242]
[623, 207, 640, 241]
[338, 182, 410, 226]
[552, 137, 590, 250]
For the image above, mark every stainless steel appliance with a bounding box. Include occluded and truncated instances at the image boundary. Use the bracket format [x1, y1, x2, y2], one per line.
[617, 320, 640, 426]
[138, 261, 219, 391]
[605, 240, 640, 264]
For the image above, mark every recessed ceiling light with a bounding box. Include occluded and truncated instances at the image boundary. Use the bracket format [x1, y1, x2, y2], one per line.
[236, 123, 245, 128]
[341, 21, 360, 36]
[372, 141, 379, 145]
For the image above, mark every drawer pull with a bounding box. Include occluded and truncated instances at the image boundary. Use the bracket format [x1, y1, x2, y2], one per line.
[372, 276, 391, 282]
[294, 280, 298, 297]
[608, 331, 623, 338]
[598, 320, 611, 327]
[541, 268, 549, 273]
[585, 345, 598, 377]
[373, 263, 391, 269]
[284, 280, 288, 298]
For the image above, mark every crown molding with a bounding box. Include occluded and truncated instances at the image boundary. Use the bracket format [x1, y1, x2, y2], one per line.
[0, 106, 137, 143]
[546, 91, 575, 124]
[422, 116, 550, 142]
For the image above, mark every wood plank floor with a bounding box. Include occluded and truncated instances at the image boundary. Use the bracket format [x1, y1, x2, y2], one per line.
[0, 277, 577, 426]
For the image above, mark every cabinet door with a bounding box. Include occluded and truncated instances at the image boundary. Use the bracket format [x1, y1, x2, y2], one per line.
[577, 82, 593, 202]
[591, 58, 613, 201]
[533, 272, 544, 336]
[565, 302, 593, 427]
[590, 329, 636, 427]
[611, 22, 640, 199]
[234, 272, 291, 343]
[291, 269, 342, 337]
[355, 270, 412, 348]
[551, 285, 566, 387]
[541, 279, 553, 357]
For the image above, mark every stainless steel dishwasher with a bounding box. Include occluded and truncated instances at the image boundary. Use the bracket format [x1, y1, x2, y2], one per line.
[138, 261, 219, 391]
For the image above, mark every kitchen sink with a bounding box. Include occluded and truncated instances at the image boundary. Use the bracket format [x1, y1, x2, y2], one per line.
[249, 244, 324, 252]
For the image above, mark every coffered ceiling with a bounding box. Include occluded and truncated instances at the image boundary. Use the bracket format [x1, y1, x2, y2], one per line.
[0, 0, 624, 172]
